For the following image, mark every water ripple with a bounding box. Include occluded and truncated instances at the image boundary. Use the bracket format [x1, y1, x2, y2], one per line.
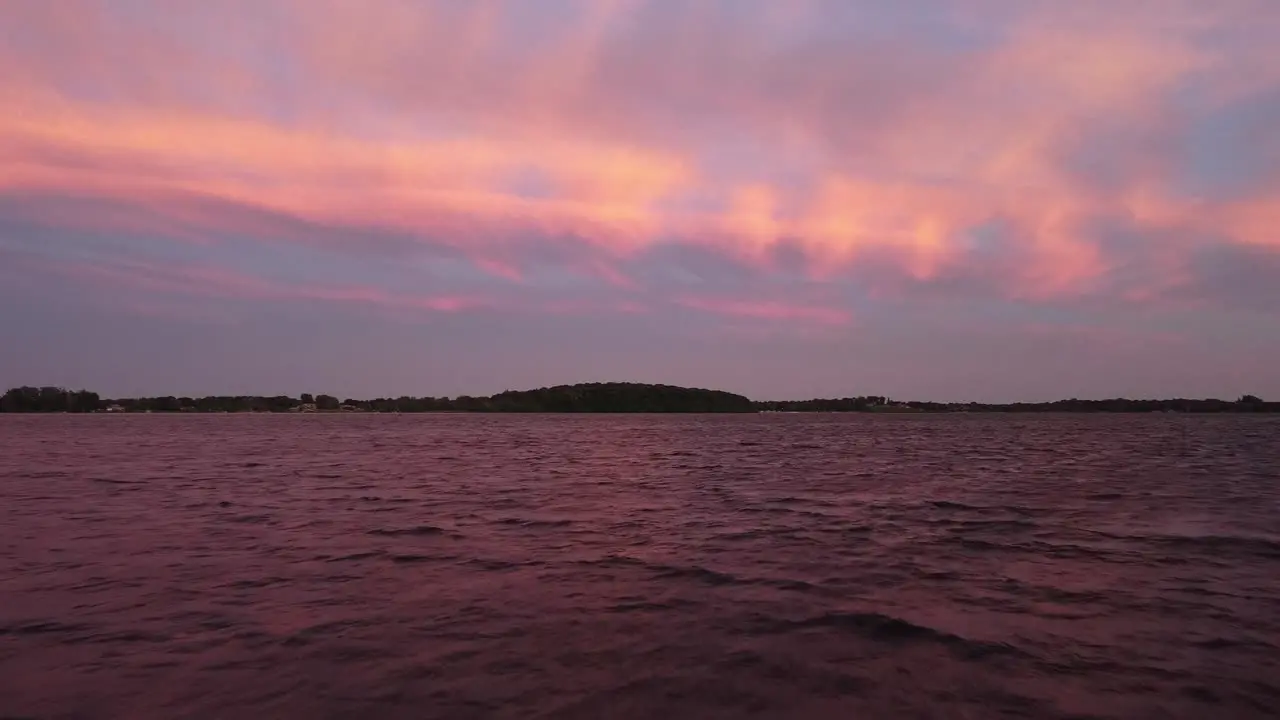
[1, 413, 1278, 719]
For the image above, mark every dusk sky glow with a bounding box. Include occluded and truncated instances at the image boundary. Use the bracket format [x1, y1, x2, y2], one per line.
[2, 0, 1277, 401]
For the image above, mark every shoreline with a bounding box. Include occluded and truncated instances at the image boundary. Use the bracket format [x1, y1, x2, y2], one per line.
[3, 382, 1275, 414]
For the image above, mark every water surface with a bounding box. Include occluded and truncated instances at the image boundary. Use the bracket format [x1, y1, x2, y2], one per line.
[2, 414, 1278, 719]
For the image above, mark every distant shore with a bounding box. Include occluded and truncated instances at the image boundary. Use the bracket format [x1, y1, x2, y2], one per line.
[2, 383, 1275, 414]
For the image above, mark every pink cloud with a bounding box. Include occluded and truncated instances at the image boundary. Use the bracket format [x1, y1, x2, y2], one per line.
[473, 258, 524, 283]
[1, 0, 1276, 313]
[28, 254, 486, 317]
[676, 296, 852, 327]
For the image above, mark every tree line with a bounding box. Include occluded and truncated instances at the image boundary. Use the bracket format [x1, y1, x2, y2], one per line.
[0, 387, 103, 413]
[0, 383, 756, 414]
[1, 384, 1275, 414]
[759, 395, 1277, 413]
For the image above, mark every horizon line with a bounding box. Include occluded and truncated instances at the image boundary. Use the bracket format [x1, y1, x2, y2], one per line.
[1, 382, 1269, 408]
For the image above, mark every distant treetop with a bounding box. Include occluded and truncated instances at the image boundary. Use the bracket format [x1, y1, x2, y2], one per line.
[1, 384, 1276, 414]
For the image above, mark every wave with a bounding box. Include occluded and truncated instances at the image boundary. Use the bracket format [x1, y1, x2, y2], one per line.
[497, 518, 573, 529]
[930, 500, 976, 510]
[225, 513, 272, 524]
[607, 599, 697, 613]
[1149, 533, 1280, 558]
[577, 555, 821, 594]
[463, 558, 535, 571]
[1084, 529, 1280, 559]
[652, 564, 740, 586]
[928, 500, 1055, 517]
[18, 470, 70, 479]
[0, 621, 94, 636]
[949, 537, 1123, 562]
[366, 525, 445, 536]
[322, 551, 382, 562]
[390, 553, 461, 564]
[763, 611, 1025, 659]
[929, 518, 1040, 531]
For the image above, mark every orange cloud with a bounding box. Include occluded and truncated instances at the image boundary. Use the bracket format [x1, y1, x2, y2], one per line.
[2, 0, 1277, 308]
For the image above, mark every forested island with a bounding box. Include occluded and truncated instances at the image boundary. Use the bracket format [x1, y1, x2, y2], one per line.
[1, 384, 1276, 414]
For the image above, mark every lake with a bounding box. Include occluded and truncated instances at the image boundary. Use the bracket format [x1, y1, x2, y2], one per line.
[2, 414, 1278, 719]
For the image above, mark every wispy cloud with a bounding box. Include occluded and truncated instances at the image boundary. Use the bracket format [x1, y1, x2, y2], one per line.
[4, 249, 487, 318]
[676, 296, 852, 327]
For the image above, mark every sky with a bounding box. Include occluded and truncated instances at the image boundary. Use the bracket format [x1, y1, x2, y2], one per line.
[1, 0, 1277, 402]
